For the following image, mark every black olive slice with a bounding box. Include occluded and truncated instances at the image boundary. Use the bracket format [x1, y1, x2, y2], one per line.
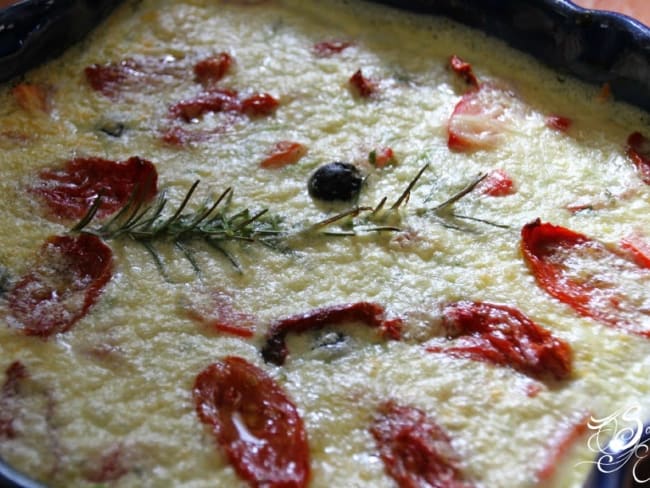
[308, 161, 362, 202]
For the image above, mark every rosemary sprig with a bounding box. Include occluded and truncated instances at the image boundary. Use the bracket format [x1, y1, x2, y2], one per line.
[72, 181, 283, 274]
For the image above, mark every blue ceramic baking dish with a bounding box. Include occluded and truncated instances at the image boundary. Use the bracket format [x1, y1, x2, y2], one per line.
[0, 1, 649, 487]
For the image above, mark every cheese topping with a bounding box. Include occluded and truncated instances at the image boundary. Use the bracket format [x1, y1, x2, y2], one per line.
[1, 0, 650, 487]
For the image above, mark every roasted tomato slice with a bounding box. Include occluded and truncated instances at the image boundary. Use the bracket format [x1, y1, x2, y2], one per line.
[194, 52, 233, 86]
[627, 131, 650, 184]
[193, 356, 310, 488]
[260, 141, 307, 169]
[261, 302, 402, 365]
[447, 83, 518, 151]
[7, 234, 113, 337]
[521, 219, 650, 336]
[33, 156, 158, 220]
[370, 401, 474, 488]
[426, 301, 572, 380]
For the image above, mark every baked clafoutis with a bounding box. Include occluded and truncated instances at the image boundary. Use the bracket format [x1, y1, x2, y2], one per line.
[1, 1, 650, 487]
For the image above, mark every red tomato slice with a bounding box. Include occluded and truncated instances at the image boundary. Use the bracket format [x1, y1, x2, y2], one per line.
[521, 219, 650, 336]
[193, 356, 310, 488]
[260, 141, 307, 169]
[7, 234, 113, 337]
[194, 53, 233, 86]
[33, 156, 158, 220]
[370, 401, 473, 488]
[426, 301, 572, 380]
[261, 302, 402, 365]
[447, 83, 517, 152]
[627, 131, 650, 184]
[477, 169, 515, 196]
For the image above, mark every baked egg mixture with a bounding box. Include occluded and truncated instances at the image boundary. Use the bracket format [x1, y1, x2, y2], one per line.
[1, 0, 650, 487]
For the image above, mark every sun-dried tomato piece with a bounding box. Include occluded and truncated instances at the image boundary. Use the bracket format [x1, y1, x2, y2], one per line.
[447, 83, 517, 152]
[194, 52, 233, 86]
[449, 55, 479, 89]
[521, 219, 650, 336]
[370, 401, 474, 488]
[626, 131, 650, 184]
[85, 56, 184, 98]
[0, 361, 29, 439]
[260, 141, 307, 169]
[170, 88, 241, 122]
[312, 40, 353, 57]
[262, 302, 402, 365]
[478, 169, 515, 196]
[241, 92, 279, 116]
[32, 156, 157, 220]
[426, 301, 572, 380]
[545, 114, 572, 132]
[12, 83, 51, 113]
[349, 69, 376, 98]
[85, 59, 143, 97]
[7, 234, 113, 337]
[193, 356, 310, 488]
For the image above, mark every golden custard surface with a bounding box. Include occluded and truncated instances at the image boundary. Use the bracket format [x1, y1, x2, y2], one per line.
[1, 1, 650, 487]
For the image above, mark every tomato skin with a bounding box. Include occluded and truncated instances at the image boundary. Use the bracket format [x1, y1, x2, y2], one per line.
[621, 232, 650, 269]
[7, 234, 113, 337]
[193, 357, 310, 488]
[261, 302, 402, 365]
[545, 114, 572, 132]
[85, 59, 141, 97]
[194, 53, 233, 85]
[260, 141, 307, 169]
[349, 69, 376, 98]
[521, 219, 650, 336]
[449, 55, 478, 89]
[427, 301, 572, 380]
[169, 90, 277, 121]
[33, 156, 158, 220]
[627, 131, 650, 184]
[370, 401, 473, 488]
[478, 169, 515, 196]
[313, 40, 352, 57]
[241, 93, 279, 116]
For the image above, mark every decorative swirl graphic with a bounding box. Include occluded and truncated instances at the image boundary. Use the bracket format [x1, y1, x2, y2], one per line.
[581, 403, 650, 482]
